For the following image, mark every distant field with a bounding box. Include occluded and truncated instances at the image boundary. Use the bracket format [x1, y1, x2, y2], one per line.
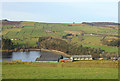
[83, 45, 118, 53]
[2, 21, 118, 53]
[2, 61, 118, 79]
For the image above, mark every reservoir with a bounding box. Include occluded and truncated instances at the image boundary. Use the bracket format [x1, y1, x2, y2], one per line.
[2, 51, 67, 62]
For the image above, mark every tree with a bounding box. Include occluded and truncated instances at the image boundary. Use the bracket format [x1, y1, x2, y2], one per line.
[2, 38, 14, 50]
[38, 37, 103, 56]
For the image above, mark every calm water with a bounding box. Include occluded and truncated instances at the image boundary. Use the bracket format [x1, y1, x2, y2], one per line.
[2, 51, 66, 62]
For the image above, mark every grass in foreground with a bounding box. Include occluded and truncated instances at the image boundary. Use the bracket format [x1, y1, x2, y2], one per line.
[2, 61, 118, 79]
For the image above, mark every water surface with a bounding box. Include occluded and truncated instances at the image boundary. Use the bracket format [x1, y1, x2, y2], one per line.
[2, 51, 67, 62]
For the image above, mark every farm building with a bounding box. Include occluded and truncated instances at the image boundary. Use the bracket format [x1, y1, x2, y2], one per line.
[35, 51, 65, 62]
[11, 38, 20, 40]
[111, 57, 120, 61]
[70, 55, 92, 61]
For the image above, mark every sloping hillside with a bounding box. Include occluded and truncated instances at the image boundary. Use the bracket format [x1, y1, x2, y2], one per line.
[2, 20, 118, 54]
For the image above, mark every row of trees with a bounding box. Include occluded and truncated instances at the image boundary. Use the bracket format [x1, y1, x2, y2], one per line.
[38, 37, 104, 58]
[82, 22, 118, 26]
[2, 37, 118, 59]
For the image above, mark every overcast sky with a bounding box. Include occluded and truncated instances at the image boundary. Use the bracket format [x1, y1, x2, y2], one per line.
[1, 0, 119, 23]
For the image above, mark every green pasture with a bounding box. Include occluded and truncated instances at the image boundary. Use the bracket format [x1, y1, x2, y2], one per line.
[2, 61, 118, 79]
[83, 44, 118, 53]
[2, 21, 118, 53]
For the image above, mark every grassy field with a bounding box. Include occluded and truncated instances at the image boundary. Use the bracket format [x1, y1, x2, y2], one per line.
[2, 61, 118, 79]
[2, 21, 118, 53]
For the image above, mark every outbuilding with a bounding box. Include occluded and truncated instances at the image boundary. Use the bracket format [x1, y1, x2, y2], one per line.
[70, 55, 92, 61]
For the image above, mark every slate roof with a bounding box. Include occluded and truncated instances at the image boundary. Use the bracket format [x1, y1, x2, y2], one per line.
[71, 55, 92, 58]
[36, 51, 65, 61]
